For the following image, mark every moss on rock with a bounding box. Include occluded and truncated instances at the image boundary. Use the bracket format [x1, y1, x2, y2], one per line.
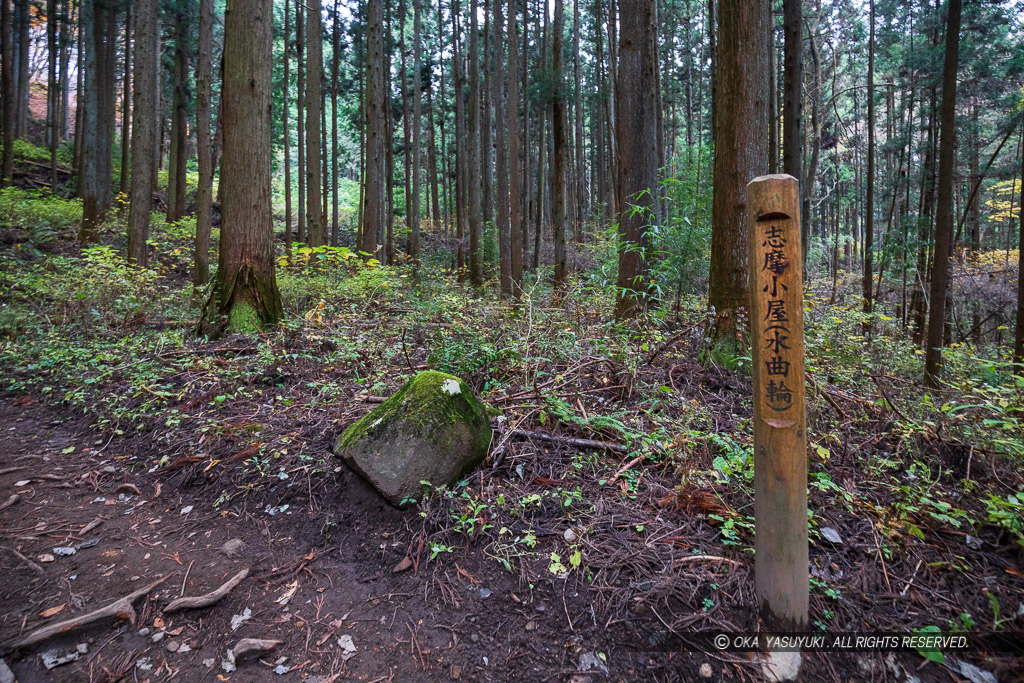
[333, 371, 492, 507]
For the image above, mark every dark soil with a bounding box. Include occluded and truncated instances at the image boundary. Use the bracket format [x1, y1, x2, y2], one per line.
[0, 393, 717, 683]
[2, 377, 1022, 682]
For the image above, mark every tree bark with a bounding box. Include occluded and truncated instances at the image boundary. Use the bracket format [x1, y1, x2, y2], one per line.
[194, 0, 214, 285]
[863, 0, 875, 334]
[118, 4, 132, 198]
[507, 0, 523, 294]
[283, 0, 292, 258]
[532, 0, 548, 271]
[705, 0, 770, 357]
[201, 0, 283, 335]
[47, 0, 58, 184]
[1, 0, 14, 187]
[296, 0, 306, 243]
[1015, 112, 1024, 365]
[782, 0, 803, 257]
[573, 0, 585, 241]
[78, 0, 116, 242]
[493, 0, 510, 294]
[362, 0, 386, 260]
[166, 9, 189, 223]
[551, 0, 568, 289]
[409, 0, 423, 259]
[924, 0, 962, 387]
[468, 0, 484, 285]
[126, 0, 158, 266]
[330, 0, 340, 246]
[13, 0, 27, 137]
[613, 0, 658, 319]
[305, 0, 324, 246]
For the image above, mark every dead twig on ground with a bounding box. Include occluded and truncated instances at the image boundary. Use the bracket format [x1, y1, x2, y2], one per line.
[0, 544, 45, 575]
[0, 494, 18, 511]
[674, 555, 743, 568]
[5, 575, 173, 652]
[510, 429, 627, 454]
[610, 455, 646, 483]
[647, 321, 702, 366]
[164, 568, 248, 613]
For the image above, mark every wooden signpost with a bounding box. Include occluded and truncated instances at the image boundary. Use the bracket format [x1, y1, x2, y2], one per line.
[747, 174, 808, 634]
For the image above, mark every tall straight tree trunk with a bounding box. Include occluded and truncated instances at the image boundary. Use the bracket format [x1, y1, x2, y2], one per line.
[399, 0, 411, 252]
[201, 0, 282, 334]
[803, 18, 821, 244]
[924, 0, 962, 387]
[468, 0, 483, 285]
[13, 0, 27, 137]
[59, 0, 71, 140]
[194, 0, 214, 284]
[73, 26, 82, 180]
[436, 0, 450, 234]
[606, 0, 619, 216]
[1, 0, 14, 187]
[427, 85, 441, 231]
[167, 10, 189, 222]
[331, 0, 340, 246]
[78, 0, 116, 242]
[296, 0, 306, 243]
[47, 0, 58, 184]
[1014, 112, 1024, 365]
[305, 0, 324, 246]
[118, 4, 131, 197]
[480, 6, 492, 238]
[520, 0, 530, 262]
[384, 3, 395, 262]
[969, 104, 980, 344]
[493, 0, 510, 294]
[452, 0, 467, 276]
[551, 0, 568, 288]
[362, 0, 386, 259]
[283, 0, 292, 257]
[533, 0, 549, 270]
[507, 0, 523, 294]
[705, 0, 769, 356]
[768, 16, 777, 174]
[782, 0, 802, 253]
[573, 0, 585, 241]
[613, 0, 658, 319]
[321, 82, 328, 224]
[863, 0, 875, 334]
[409, 0, 423, 259]
[126, 0, 158, 266]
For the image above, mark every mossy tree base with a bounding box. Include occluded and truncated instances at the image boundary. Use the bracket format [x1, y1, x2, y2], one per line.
[197, 263, 283, 338]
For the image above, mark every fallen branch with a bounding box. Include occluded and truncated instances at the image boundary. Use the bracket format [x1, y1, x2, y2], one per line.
[647, 321, 702, 366]
[0, 494, 18, 512]
[674, 555, 743, 568]
[163, 568, 248, 613]
[231, 638, 282, 659]
[609, 455, 646, 483]
[510, 429, 627, 454]
[0, 545, 45, 575]
[6, 575, 172, 652]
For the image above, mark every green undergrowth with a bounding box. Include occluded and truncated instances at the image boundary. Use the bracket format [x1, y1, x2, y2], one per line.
[0, 192, 1021, 569]
[0, 187, 82, 245]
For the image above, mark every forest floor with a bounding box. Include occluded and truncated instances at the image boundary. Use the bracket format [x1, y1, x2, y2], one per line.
[1, 182, 1024, 681]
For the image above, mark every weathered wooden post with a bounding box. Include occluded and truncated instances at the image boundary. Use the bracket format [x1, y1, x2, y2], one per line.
[748, 174, 808, 640]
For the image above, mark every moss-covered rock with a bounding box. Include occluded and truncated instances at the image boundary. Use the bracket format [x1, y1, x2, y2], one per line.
[333, 371, 492, 507]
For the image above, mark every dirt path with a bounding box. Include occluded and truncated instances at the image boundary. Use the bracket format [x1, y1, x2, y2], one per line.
[0, 396, 662, 682]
